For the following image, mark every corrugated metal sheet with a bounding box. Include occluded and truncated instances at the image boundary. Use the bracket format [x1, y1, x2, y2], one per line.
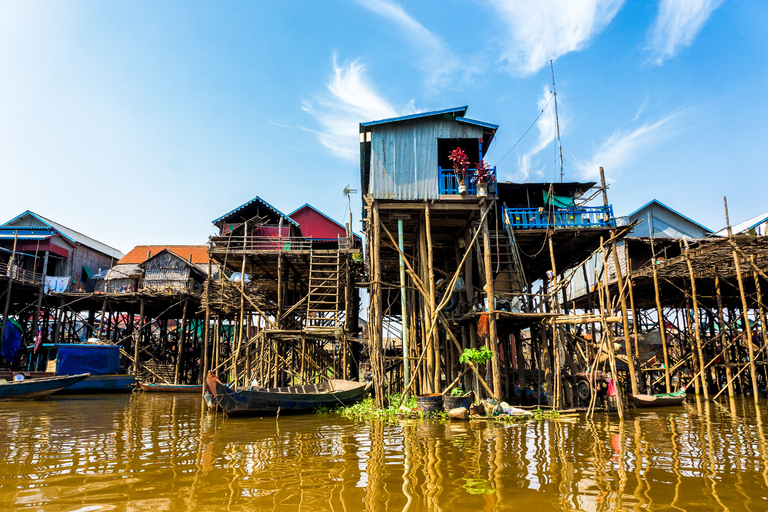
[119, 245, 209, 265]
[369, 119, 486, 200]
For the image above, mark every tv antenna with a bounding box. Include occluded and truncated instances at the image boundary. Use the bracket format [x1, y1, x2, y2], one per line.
[343, 185, 358, 237]
[551, 60, 564, 183]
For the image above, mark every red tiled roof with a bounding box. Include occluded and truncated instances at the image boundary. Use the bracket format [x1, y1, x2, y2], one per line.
[118, 245, 210, 265]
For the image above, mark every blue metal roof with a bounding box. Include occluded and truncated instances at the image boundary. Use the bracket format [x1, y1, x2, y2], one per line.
[627, 199, 713, 234]
[288, 203, 362, 240]
[212, 196, 300, 228]
[359, 106, 499, 132]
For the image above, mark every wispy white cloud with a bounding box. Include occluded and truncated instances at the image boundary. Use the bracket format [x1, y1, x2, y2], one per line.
[631, 95, 649, 121]
[302, 55, 417, 160]
[647, 0, 725, 65]
[575, 113, 680, 180]
[354, 0, 469, 88]
[516, 85, 557, 181]
[489, 0, 625, 75]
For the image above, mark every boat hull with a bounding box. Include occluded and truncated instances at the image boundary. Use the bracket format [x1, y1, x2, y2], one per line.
[55, 374, 135, 394]
[205, 372, 369, 415]
[0, 373, 90, 401]
[139, 382, 202, 393]
[629, 388, 686, 408]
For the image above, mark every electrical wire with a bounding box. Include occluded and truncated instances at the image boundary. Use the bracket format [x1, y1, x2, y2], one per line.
[495, 94, 554, 166]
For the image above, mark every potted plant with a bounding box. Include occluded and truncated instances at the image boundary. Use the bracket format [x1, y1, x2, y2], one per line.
[459, 346, 493, 401]
[448, 147, 470, 194]
[473, 160, 495, 197]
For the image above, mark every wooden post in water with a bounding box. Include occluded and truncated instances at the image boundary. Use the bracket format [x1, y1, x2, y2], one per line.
[482, 201, 502, 400]
[714, 275, 735, 399]
[372, 202, 384, 405]
[725, 197, 759, 402]
[611, 236, 639, 396]
[651, 244, 672, 393]
[425, 204, 439, 392]
[202, 251, 212, 385]
[684, 245, 709, 399]
[174, 298, 189, 385]
[133, 297, 145, 376]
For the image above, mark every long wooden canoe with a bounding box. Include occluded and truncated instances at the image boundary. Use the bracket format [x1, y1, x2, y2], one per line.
[204, 371, 370, 415]
[0, 373, 90, 401]
[139, 382, 203, 393]
[629, 386, 686, 408]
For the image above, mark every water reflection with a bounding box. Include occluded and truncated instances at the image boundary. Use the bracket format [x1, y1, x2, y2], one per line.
[1, 397, 768, 510]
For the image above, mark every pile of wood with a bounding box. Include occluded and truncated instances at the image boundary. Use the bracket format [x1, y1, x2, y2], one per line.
[201, 277, 273, 313]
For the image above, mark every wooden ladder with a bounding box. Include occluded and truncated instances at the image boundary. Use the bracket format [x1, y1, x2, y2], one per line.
[306, 252, 342, 331]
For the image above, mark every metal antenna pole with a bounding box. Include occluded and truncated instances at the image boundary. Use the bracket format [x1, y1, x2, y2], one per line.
[551, 60, 564, 183]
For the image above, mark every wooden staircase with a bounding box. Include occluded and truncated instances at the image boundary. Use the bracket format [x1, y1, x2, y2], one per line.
[306, 252, 343, 332]
[479, 229, 527, 297]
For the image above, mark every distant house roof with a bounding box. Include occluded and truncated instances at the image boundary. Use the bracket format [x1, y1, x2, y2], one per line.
[212, 196, 299, 228]
[627, 200, 712, 238]
[714, 211, 768, 237]
[119, 245, 210, 265]
[141, 248, 207, 278]
[360, 106, 498, 140]
[288, 204, 362, 242]
[0, 210, 123, 259]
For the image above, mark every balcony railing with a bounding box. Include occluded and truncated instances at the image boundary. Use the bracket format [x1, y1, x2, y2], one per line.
[504, 206, 615, 230]
[0, 262, 43, 285]
[438, 167, 496, 195]
[210, 235, 315, 252]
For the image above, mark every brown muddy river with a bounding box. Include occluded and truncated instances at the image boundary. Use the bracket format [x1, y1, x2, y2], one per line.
[1, 393, 767, 511]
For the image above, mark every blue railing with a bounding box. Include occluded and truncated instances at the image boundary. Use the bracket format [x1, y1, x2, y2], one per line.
[504, 206, 615, 230]
[438, 167, 496, 195]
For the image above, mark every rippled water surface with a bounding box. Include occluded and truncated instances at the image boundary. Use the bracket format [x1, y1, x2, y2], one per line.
[1, 393, 767, 511]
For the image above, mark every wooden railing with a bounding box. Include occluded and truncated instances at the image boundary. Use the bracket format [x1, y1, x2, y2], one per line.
[210, 235, 314, 253]
[0, 262, 43, 285]
[504, 205, 615, 230]
[438, 166, 497, 195]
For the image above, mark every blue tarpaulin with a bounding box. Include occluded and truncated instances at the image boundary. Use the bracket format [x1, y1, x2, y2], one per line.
[0, 321, 22, 362]
[55, 344, 119, 375]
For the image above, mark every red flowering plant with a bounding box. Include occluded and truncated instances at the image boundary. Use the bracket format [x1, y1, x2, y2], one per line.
[474, 159, 495, 184]
[448, 147, 470, 184]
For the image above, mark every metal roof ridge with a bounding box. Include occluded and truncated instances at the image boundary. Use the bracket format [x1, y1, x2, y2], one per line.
[360, 106, 469, 127]
[212, 196, 300, 227]
[627, 199, 713, 233]
[288, 203, 362, 240]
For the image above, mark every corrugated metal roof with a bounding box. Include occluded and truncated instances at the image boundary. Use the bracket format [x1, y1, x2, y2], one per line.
[714, 211, 768, 237]
[1, 211, 123, 259]
[119, 245, 210, 265]
[359, 106, 500, 133]
[212, 196, 299, 228]
[627, 200, 713, 234]
[360, 106, 469, 127]
[288, 204, 362, 241]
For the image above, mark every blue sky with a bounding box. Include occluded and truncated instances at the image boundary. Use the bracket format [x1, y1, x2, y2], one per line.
[1, 0, 766, 253]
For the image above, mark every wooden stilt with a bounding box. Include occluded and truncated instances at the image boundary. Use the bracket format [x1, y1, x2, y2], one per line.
[684, 246, 709, 399]
[715, 275, 734, 399]
[482, 202, 502, 400]
[174, 298, 189, 385]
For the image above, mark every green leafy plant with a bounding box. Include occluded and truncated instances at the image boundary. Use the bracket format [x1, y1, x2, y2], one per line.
[459, 346, 493, 366]
[450, 387, 466, 397]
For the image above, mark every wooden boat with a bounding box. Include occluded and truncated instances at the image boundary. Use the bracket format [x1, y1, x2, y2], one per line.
[57, 374, 136, 394]
[204, 371, 370, 415]
[0, 373, 90, 401]
[139, 382, 203, 393]
[27, 343, 135, 394]
[629, 386, 687, 408]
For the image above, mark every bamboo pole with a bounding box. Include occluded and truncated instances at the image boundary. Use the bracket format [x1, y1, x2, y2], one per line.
[482, 202, 502, 400]
[133, 297, 145, 375]
[372, 202, 384, 405]
[202, 251, 212, 387]
[715, 275, 734, 399]
[425, 204, 439, 391]
[611, 237, 639, 396]
[684, 245, 709, 399]
[651, 248, 672, 393]
[600, 237, 624, 419]
[174, 298, 189, 385]
[725, 197, 759, 401]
